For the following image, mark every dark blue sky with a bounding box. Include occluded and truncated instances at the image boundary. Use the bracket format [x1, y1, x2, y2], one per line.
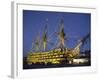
[23, 10, 91, 57]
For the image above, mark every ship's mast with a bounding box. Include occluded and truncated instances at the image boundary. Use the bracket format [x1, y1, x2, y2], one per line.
[31, 32, 41, 52]
[35, 34, 41, 51]
[42, 25, 48, 51]
[57, 19, 66, 49]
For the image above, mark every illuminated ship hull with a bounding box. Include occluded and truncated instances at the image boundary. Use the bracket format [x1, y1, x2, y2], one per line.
[27, 48, 90, 65]
[27, 48, 68, 65]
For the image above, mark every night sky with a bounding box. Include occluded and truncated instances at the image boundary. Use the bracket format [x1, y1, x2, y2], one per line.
[23, 10, 91, 57]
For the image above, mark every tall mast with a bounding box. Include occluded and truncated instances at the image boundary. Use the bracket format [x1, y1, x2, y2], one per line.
[42, 18, 48, 51]
[57, 19, 66, 49]
[42, 25, 48, 51]
[35, 33, 41, 51]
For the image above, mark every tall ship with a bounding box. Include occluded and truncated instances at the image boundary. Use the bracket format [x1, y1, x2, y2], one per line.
[26, 19, 90, 66]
